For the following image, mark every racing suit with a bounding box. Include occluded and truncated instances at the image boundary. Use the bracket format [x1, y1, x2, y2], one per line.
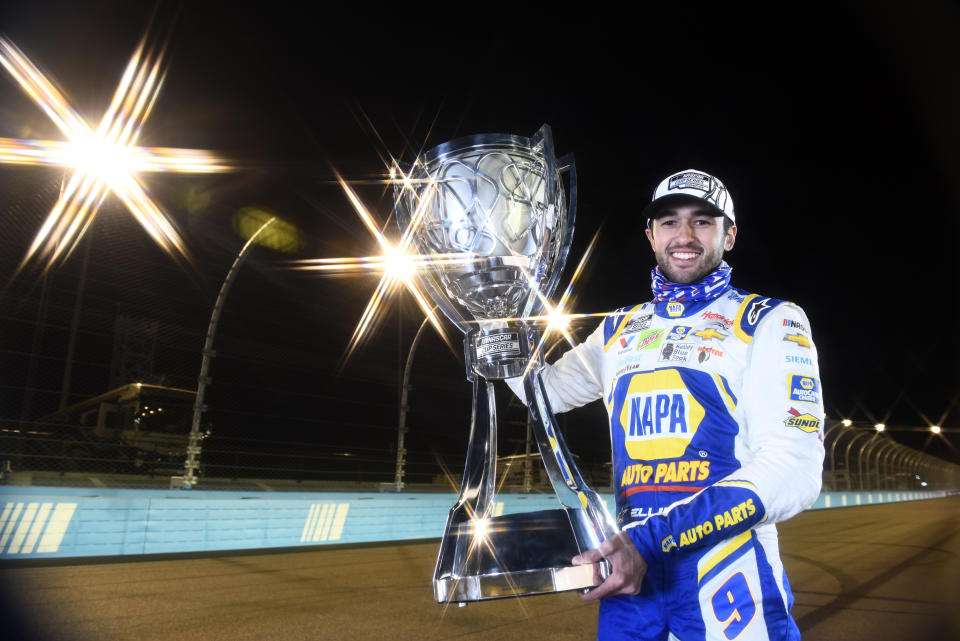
[509, 287, 824, 640]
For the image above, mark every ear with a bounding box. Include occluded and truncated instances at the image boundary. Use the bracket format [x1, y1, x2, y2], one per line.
[724, 224, 737, 252]
[645, 225, 656, 251]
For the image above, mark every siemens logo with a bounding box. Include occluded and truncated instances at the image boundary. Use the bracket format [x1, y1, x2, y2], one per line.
[785, 355, 814, 366]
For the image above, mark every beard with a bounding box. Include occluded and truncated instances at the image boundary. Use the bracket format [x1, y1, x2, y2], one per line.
[655, 242, 725, 284]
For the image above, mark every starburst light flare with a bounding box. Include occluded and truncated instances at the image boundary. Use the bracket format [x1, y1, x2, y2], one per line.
[309, 170, 464, 364]
[0, 34, 231, 274]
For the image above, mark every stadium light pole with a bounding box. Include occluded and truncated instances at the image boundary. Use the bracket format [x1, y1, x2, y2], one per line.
[392, 312, 436, 491]
[178, 217, 276, 489]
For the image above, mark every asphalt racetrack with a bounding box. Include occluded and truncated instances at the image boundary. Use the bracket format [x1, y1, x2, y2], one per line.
[1, 497, 958, 640]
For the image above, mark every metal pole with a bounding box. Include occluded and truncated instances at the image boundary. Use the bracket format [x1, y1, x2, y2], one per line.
[882, 444, 908, 490]
[823, 420, 845, 464]
[871, 441, 897, 490]
[843, 431, 873, 491]
[890, 448, 911, 490]
[179, 217, 276, 489]
[523, 414, 533, 492]
[858, 435, 886, 490]
[829, 425, 858, 484]
[394, 313, 434, 490]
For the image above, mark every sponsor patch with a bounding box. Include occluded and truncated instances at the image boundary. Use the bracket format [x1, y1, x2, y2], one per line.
[789, 375, 820, 403]
[621, 460, 711, 489]
[622, 314, 653, 335]
[661, 535, 678, 552]
[785, 354, 814, 366]
[746, 297, 772, 326]
[615, 362, 643, 377]
[781, 318, 809, 334]
[659, 341, 695, 362]
[697, 346, 723, 363]
[784, 333, 810, 348]
[668, 171, 710, 192]
[667, 325, 692, 341]
[694, 328, 726, 341]
[638, 329, 664, 351]
[701, 311, 734, 328]
[784, 407, 821, 432]
[675, 499, 757, 549]
[619, 335, 636, 351]
[666, 302, 685, 317]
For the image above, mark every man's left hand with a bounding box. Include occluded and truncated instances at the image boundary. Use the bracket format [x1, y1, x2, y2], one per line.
[572, 531, 648, 601]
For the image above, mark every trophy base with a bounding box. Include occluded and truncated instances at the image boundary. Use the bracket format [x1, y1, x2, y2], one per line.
[433, 508, 608, 603]
[435, 562, 602, 603]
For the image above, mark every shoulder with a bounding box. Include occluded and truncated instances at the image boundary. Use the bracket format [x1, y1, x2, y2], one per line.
[601, 302, 653, 349]
[729, 289, 808, 344]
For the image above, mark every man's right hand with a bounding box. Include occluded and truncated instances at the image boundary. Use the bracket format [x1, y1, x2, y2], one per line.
[572, 531, 648, 601]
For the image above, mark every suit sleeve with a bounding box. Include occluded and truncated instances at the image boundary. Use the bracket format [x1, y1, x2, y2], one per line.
[505, 320, 606, 412]
[627, 302, 825, 561]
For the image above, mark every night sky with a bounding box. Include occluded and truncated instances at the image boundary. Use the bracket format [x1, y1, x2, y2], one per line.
[1, 1, 959, 471]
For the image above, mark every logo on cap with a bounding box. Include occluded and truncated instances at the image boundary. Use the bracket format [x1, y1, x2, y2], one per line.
[668, 172, 711, 192]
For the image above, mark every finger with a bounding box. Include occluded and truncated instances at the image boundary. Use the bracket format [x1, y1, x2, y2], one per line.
[579, 575, 620, 601]
[572, 548, 604, 565]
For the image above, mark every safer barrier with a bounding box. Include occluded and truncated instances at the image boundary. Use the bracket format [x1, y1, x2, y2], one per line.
[0, 487, 953, 559]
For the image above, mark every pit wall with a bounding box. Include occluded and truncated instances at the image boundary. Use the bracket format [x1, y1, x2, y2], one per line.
[0, 487, 952, 559]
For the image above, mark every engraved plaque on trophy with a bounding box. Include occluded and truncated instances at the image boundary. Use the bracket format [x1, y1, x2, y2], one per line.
[394, 124, 618, 603]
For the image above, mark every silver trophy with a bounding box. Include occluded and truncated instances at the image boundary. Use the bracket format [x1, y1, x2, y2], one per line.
[394, 124, 618, 603]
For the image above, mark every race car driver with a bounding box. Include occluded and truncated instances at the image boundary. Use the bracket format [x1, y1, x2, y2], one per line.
[508, 169, 824, 640]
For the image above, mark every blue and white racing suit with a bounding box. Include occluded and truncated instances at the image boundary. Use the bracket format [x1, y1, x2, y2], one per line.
[510, 287, 824, 640]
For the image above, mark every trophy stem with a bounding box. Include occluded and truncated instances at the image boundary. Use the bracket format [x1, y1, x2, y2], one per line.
[432, 330, 617, 603]
[523, 369, 619, 545]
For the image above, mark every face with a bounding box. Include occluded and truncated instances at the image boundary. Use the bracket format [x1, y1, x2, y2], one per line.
[645, 203, 737, 284]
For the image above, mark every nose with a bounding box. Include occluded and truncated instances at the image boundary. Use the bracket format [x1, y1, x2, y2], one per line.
[675, 220, 696, 244]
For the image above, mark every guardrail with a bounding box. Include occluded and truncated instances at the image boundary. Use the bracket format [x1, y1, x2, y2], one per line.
[822, 420, 960, 491]
[1, 486, 955, 560]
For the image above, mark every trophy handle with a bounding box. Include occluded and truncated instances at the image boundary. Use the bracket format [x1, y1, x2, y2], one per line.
[523, 368, 619, 547]
[433, 378, 497, 579]
[541, 150, 577, 304]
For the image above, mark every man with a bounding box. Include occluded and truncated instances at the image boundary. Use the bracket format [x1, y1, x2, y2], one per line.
[511, 169, 824, 640]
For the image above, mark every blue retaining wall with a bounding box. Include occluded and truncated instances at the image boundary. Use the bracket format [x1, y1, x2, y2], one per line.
[0, 487, 951, 559]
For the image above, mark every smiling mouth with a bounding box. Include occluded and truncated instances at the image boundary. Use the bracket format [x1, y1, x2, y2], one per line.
[670, 250, 701, 261]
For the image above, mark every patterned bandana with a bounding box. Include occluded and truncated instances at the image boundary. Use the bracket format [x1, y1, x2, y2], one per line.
[650, 261, 732, 303]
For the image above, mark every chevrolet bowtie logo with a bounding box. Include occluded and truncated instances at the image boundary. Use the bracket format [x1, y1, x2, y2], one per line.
[694, 328, 726, 341]
[784, 333, 811, 348]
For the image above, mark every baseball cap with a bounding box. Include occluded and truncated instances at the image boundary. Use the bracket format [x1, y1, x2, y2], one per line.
[642, 169, 736, 225]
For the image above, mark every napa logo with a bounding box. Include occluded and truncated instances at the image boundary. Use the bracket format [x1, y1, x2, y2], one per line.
[789, 374, 820, 404]
[661, 534, 678, 552]
[667, 325, 692, 341]
[618, 369, 705, 459]
[666, 302, 684, 317]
